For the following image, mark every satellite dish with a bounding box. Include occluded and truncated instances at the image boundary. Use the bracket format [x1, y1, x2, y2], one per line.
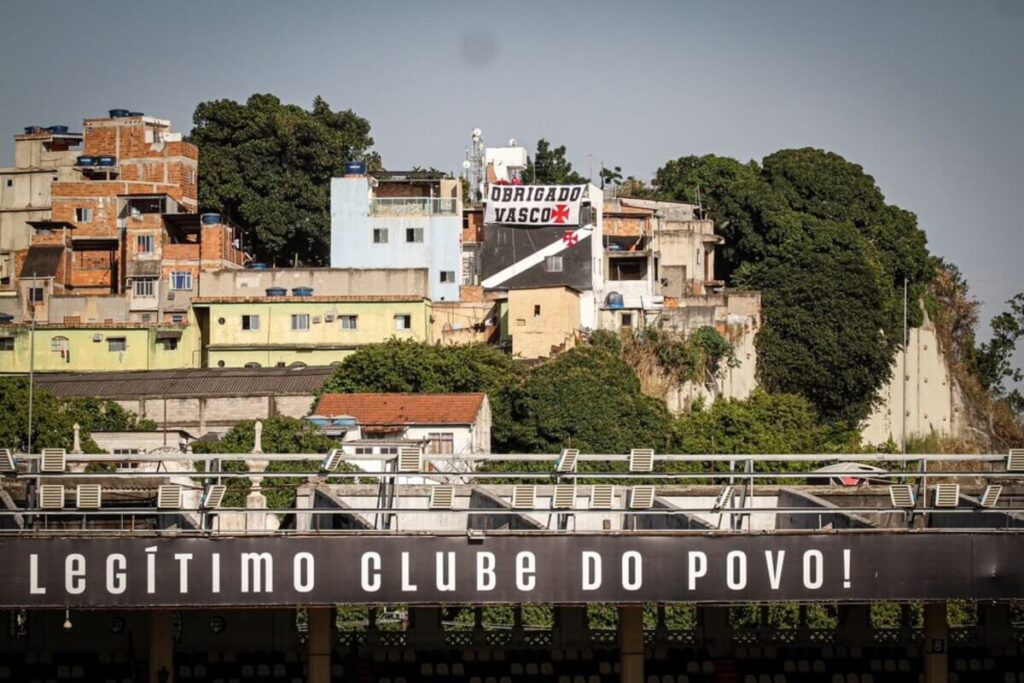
[462, 160, 471, 169]
[508, 138, 517, 147]
[472, 128, 483, 139]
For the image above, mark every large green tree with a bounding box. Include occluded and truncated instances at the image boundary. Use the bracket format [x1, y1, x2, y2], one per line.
[190, 94, 379, 266]
[526, 139, 588, 185]
[972, 292, 1024, 414]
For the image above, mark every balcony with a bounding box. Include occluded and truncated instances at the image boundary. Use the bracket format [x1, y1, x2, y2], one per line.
[370, 197, 458, 216]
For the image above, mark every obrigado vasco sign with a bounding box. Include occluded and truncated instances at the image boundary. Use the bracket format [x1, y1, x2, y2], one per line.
[484, 184, 586, 226]
[2, 533, 1023, 608]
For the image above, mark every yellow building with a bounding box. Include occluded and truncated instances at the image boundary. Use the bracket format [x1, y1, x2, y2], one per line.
[506, 286, 581, 359]
[192, 295, 432, 368]
[0, 322, 197, 373]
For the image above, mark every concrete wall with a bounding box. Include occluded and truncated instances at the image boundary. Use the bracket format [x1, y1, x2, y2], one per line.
[508, 286, 580, 359]
[198, 267, 429, 299]
[861, 319, 957, 448]
[114, 393, 317, 435]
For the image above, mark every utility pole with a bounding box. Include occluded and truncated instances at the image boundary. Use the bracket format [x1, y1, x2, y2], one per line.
[902, 277, 908, 455]
[27, 271, 37, 455]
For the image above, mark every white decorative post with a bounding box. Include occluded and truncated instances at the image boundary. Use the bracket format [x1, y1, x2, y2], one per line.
[252, 420, 264, 454]
[71, 423, 82, 454]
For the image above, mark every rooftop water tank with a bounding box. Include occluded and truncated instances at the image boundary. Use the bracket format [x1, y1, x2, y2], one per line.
[109, 109, 130, 118]
[265, 287, 287, 297]
[200, 213, 222, 225]
[47, 125, 69, 134]
[76, 155, 96, 167]
[291, 287, 314, 297]
[128, 111, 144, 117]
[331, 415, 358, 428]
[247, 263, 267, 270]
[23, 126, 43, 134]
[305, 415, 330, 428]
[96, 155, 117, 167]
[0, 314, 14, 324]
[344, 161, 367, 175]
[606, 291, 624, 310]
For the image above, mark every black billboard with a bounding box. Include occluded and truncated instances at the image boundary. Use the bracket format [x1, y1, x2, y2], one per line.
[3, 532, 1022, 608]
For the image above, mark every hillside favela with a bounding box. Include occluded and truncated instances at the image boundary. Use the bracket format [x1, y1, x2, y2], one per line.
[0, 2, 1022, 683]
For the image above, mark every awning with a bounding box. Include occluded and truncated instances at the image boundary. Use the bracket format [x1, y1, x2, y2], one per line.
[155, 330, 182, 341]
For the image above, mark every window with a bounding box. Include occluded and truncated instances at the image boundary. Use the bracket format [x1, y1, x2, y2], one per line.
[534, 305, 542, 317]
[187, 169, 195, 184]
[244, 362, 261, 368]
[440, 271, 455, 283]
[136, 234, 154, 254]
[134, 278, 155, 297]
[544, 255, 563, 272]
[5, 179, 11, 188]
[242, 314, 260, 331]
[427, 432, 455, 455]
[394, 314, 412, 330]
[406, 227, 423, 243]
[372, 228, 388, 244]
[75, 207, 93, 223]
[28, 287, 44, 303]
[0, 338, 13, 351]
[107, 337, 127, 352]
[141, 313, 152, 323]
[170, 314, 185, 324]
[291, 314, 310, 331]
[621, 313, 633, 328]
[170, 271, 192, 290]
[340, 315, 358, 330]
[159, 338, 178, 350]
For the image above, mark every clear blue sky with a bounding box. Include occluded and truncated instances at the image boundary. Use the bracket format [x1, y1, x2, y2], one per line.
[1, 0, 1021, 367]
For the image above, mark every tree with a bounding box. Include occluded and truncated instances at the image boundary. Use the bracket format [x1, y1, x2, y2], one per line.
[973, 293, 1024, 414]
[190, 94, 379, 266]
[599, 165, 622, 189]
[526, 139, 588, 185]
[191, 416, 340, 509]
[503, 346, 673, 454]
[0, 378, 153, 452]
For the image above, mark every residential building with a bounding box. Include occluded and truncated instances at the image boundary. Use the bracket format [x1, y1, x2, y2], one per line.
[315, 392, 492, 456]
[504, 286, 581, 359]
[192, 294, 432, 368]
[30, 366, 333, 436]
[330, 170, 463, 301]
[198, 267, 428, 299]
[0, 321, 197, 373]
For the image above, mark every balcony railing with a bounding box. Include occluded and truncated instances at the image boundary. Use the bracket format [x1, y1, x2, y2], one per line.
[370, 197, 458, 216]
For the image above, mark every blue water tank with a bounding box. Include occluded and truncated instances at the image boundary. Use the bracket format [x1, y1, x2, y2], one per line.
[265, 287, 288, 297]
[0, 314, 13, 324]
[47, 125, 69, 134]
[96, 155, 117, 167]
[23, 126, 43, 134]
[201, 213, 222, 225]
[247, 263, 267, 270]
[331, 416, 358, 428]
[344, 161, 367, 175]
[291, 287, 314, 297]
[109, 109, 130, 118]
[305, 415, 330, 428]
[606, 292, 624, 310]
[76, 155, 96, 167]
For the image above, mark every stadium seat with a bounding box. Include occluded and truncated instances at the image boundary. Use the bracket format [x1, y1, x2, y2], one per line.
[885, 659, 897, 672]
[773, 675, 785, 683]
[541, 662, 554, 675]
[783, 661, 796, 673]
[832, 675, 844, 683]
[194, 665, 207, 677]
[813, 660, 825, 673]
[648, 677, 660, 683]
[677, 676, 689, 683]
[662, 675, 673, 683]
[273, 664, 286, 677]
[759, 675, 772, 683]
[453, 663, 465, 676]
[686, 662, 699, 674]
[526, 663, 539, 675]
[257, 664, 270, 677]
[969, 659, 982, 671]
[599, 663, 611, 675]
[702, 662, 714, 674]
[437, 663, 450, 676]
[798, 660, 810, 673]
[743, 676, 756, 683]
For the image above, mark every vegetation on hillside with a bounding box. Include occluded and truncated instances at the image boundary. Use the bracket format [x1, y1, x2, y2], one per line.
[0, 377, 154, 453]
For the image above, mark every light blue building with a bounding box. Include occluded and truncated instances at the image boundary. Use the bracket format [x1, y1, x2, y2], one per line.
[330, 172, 463, 302]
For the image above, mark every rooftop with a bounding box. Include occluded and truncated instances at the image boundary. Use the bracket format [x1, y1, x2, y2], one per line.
[316, 392, 487, 426]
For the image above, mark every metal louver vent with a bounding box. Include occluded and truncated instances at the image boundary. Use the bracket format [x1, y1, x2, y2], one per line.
[40, 448, 66, 473]
[157, 484, 182, 509]
[629, 485, 655, 510]
[39, 484, 65, 509]
[713, 485, 735, 510]
[511, 485, 535, 510]
[76, 484, 101, 509]
[889, 485, 915, 508]
[429, 485, 455, 510]
[590, 484, 614, 509]
[556, 449, 579, 473]
[0, 449, 14, 473]
[629, 448, 654, 473]
[321, 449, 343, 472]
[398, 447, 422, 473]
[1008, 449, 1024, 472]
[934, 483, 960, 508]
[203, 484, 227, 509]
[552, 484, 577, 510]
[980, 485, 1002, 508]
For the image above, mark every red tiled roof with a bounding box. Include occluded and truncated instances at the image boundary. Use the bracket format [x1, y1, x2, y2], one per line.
[316, 393, 486, 426]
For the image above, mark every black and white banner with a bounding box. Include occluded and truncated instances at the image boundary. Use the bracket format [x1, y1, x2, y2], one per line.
[2, 533, 1023, 607]
[484, 184, 586, 226]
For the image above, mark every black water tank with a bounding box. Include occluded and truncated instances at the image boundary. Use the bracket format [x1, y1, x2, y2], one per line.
[291, 287, 314, 297]
[109, 109, 130, 118]
[201, 213, 222, 225]
[96, 155, 117, 167]
[344, 161, 367, 175]
[76, 155, 96, 167]
[47, 125, 69, 134]
[266, 288, 287, 297]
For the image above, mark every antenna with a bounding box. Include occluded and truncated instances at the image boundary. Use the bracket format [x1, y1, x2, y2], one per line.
[466, 128, 485, 203]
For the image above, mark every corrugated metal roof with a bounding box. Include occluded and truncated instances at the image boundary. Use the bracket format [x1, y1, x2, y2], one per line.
[29, 366, 334, 399]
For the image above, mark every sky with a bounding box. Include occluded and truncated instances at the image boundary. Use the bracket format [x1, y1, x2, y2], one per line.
[1, 0, 1021, 370]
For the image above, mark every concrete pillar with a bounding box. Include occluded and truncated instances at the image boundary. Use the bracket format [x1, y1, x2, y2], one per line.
[307, 607, 332, 683]
[698, 606, 731, 657]
[148, 611, 174, 683]
[555, 606, 589, 649]
[924, 603, 948, 683]
[618, 606, 644, 683]
[837, 604, 871, 647]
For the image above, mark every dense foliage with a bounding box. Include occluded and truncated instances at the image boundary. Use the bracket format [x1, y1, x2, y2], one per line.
[192, 416, 341, 509]
[190, 94, 378, 266]
[0, 378, 153, 453]
[526, 139, 587, 185]
[972, 293, 1024, 414]
[651, 149, 934, 425]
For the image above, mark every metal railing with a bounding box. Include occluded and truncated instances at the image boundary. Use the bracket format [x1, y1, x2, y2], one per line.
[369, 197, 459, 215]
